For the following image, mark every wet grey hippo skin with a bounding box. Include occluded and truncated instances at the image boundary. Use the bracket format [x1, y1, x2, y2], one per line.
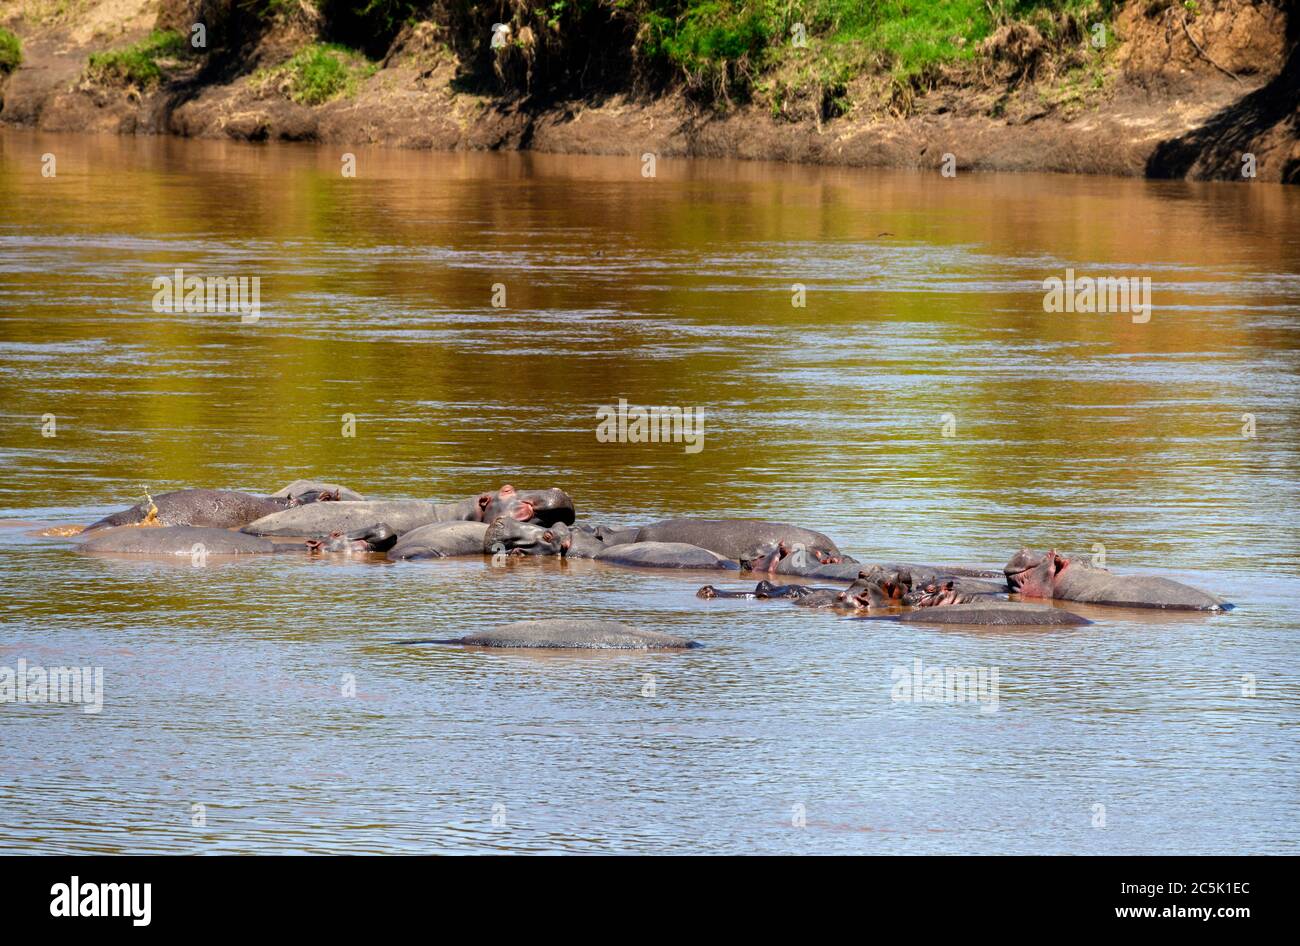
[565, 524, 640, 559]
[389, 522, 490, 560]
[272, 479, 365, 503]
[243, 484, 577, 537]
[700, 566, 918, 611]
[595, 541, 740, 571]
[244, 500, 463, 537]
[389, 519, 570, 560]
[79, 526, 286, 556]
[741, 539, 855, 575]
[84, 489, 292, 533]
[484, 518, 570, 557]
[306, 523, 397, 554]
[635, 519, 845, 564]
[474, 485, 576, 527]
[898, 601, 1092, 626]
[1004, 549, 1231, 611]
[399, 619, 701, 650]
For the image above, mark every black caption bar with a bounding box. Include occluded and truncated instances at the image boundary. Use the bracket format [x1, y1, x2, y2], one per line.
[0, 855, 1276, 932]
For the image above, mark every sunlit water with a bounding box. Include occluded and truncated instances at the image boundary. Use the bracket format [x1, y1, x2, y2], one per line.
[0, 132, 1297, 854]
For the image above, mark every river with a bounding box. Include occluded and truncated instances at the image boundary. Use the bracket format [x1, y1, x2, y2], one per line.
[0, 131, 1297, 853]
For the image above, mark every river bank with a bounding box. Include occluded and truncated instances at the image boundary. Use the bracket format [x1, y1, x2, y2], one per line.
[0, 0, 1296, 182]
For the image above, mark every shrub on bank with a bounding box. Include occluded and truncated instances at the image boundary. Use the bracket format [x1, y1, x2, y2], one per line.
[263, 43, 378, 105]
[86, 30, 187, 87]
[0, 27, 22, 74]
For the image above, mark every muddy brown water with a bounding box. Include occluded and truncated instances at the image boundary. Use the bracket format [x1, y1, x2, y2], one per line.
[0, 131, 1297, 853]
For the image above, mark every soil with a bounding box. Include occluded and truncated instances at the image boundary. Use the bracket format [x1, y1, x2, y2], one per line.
[1, 0, 1295, 182]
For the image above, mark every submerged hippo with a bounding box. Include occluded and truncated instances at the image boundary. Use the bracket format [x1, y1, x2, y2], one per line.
[898, 601, 1091, 627]
[699, 566, 915, 612]
[742, 539, 851, 574]
[79, 525, 283, 556]
[565, 524, 640, 559]
[634, 519, 844, 564]
[1004, 549, 1231, 611]
[388, 522, 490, 559]
[84, 489, 294, 533]
[484, 518, 571, 557]
[305, 523, 398, 555]
[904, 578, 980, 608]
[244, 500, 456, 537]
[243, 484, 575, 537]
[399, 619, 701, 650]
[272, 480, 365, 503]
[389, 518, 569, 560]
[594, 541, 739, 571]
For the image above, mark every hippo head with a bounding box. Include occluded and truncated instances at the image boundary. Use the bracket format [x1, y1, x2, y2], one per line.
[476, 485, 576, 527]
[838, 567, 912, 610]
[905, 578, 971, 608]
[306, 522, 397, 554]
[484, 517, 571, 557]
[741, 541, 844, 573]
[1004, 548, 1067, 597]
[290, 488, 341, 507]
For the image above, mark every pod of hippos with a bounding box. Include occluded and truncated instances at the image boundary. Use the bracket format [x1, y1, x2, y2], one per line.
[69, 481, 1233, 648]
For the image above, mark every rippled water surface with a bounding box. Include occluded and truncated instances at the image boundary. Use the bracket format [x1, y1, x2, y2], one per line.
[1, 132, 1297, 854]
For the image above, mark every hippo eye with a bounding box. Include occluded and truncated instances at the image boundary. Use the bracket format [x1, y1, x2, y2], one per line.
[543, 532, 553, 541]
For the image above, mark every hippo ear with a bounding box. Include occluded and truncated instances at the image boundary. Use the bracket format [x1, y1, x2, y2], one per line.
[477, 493, 493, 508]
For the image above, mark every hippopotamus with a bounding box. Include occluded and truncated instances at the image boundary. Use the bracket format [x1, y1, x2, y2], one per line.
[697, 579, 821, 601]
[84, 489, 295, 533]
[634, 519, 845, 564]
[272, 480, 365, 502]
[474, 485, 575, 527]
[244, 500, 457, 537]
[388, 518, 569, 560]
[741, 539, 852, 574]
[484, 517, 570, 557]
[594, 542, 740, 571]
[398, 619, 701, 650]
[1004, 549, 1232, 611]
[305, 523, 397, 554]
[699, 566, 914, 611]
[904, 578, 980, 608]
[243, 484, 576, 537]
[388, 522, 490, 560]
[898, 601, 1092, 626]
[565, 524, 640, 559]
[79, 525, 285, 556]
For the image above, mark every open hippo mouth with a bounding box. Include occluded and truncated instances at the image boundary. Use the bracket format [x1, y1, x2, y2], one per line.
[1004, 548, 1067, 596]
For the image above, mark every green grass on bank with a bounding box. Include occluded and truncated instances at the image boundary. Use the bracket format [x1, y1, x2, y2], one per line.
[86, 30, 187, 87]
[0, 27, 22, 74]
[310, 1, 1114, 86]
[642, 0, 1114, 85]
[261, 43, 378, 105]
